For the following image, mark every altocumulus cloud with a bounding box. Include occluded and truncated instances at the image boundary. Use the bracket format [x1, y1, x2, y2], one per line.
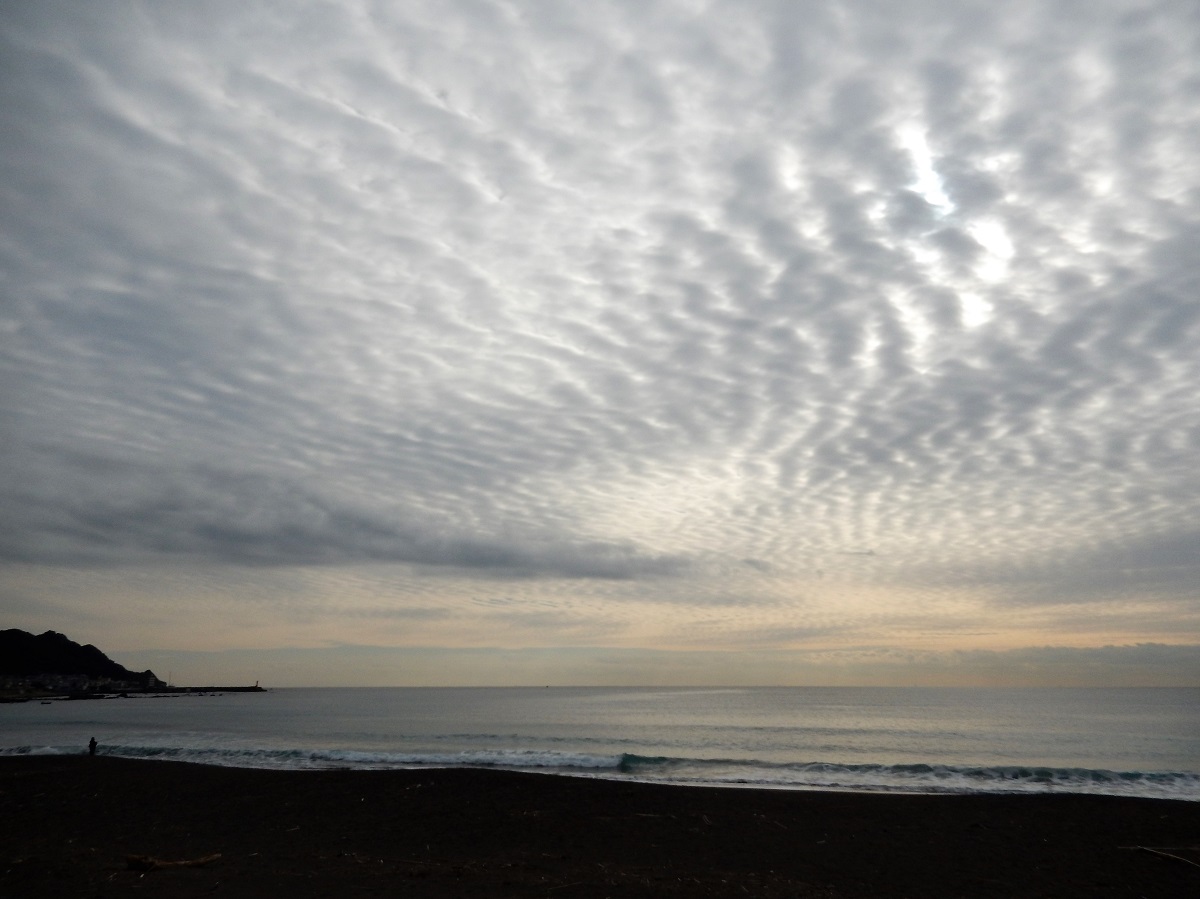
[1, 0, 1198, 683]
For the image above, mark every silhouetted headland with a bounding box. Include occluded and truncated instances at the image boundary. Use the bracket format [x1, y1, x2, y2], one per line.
[0, 629, 264, 700]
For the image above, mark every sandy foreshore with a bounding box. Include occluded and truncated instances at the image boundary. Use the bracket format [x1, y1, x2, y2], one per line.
[2, 756, 1198, 897]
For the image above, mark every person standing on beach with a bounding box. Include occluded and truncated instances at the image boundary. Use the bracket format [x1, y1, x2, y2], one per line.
[88, 737, 97, 756]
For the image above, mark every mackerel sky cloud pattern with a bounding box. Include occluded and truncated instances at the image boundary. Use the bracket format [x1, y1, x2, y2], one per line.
[2, 1, 1198, 684]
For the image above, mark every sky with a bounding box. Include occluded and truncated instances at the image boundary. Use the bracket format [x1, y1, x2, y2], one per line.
[2, 0, 1199, 687]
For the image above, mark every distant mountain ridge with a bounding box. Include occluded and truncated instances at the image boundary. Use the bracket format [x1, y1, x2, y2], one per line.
[0, 629, 158, 684]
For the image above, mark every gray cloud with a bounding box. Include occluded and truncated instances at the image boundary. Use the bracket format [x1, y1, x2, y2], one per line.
[2, 1, 1198, 676]
[114, 641, 1200, 688]
[0, 453, 684, 578]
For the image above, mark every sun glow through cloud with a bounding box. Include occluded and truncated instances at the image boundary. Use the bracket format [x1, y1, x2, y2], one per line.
[899, 126, 954, 213]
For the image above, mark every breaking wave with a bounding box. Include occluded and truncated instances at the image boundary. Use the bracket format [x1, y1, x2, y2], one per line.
[4, 744, 1197, 800]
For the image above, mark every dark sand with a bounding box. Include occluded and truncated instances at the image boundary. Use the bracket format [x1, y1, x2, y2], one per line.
[3, 757, 1199, 897]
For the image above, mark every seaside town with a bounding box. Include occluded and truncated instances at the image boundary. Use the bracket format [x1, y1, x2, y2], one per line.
[0, 669, 167, 700]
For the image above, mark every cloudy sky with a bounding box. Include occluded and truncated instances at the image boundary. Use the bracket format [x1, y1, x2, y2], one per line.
[3, 0, 1199, 686]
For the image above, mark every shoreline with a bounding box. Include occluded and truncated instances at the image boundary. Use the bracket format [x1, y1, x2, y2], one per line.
[7, 743, 1196, 801]
[4, 756, 1200, 897]
[1, 685, 266, 702]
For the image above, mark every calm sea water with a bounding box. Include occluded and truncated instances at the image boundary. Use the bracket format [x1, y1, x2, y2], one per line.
[3, 687, 1198, 800]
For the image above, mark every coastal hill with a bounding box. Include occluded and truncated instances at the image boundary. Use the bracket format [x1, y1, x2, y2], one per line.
[0, 628, 164, 692]
[0, 629, 264, 698]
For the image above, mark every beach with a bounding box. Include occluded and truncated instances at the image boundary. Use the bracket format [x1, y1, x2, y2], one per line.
[3, 756, 1199, 897]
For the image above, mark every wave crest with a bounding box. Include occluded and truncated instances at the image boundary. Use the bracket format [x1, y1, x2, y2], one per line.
[5, 744, 1196, 800]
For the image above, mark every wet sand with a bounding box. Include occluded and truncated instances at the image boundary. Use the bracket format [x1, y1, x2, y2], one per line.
[3, 756, 1198, 897]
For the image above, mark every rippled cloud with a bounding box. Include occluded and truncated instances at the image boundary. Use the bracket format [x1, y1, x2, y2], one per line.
[2, 1, 1198, 683]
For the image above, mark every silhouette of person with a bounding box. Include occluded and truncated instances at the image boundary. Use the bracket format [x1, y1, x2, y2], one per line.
[88, 737, 97, 757]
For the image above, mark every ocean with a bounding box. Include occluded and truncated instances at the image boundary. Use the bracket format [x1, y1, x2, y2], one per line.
[3, 686, 1198, 800]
